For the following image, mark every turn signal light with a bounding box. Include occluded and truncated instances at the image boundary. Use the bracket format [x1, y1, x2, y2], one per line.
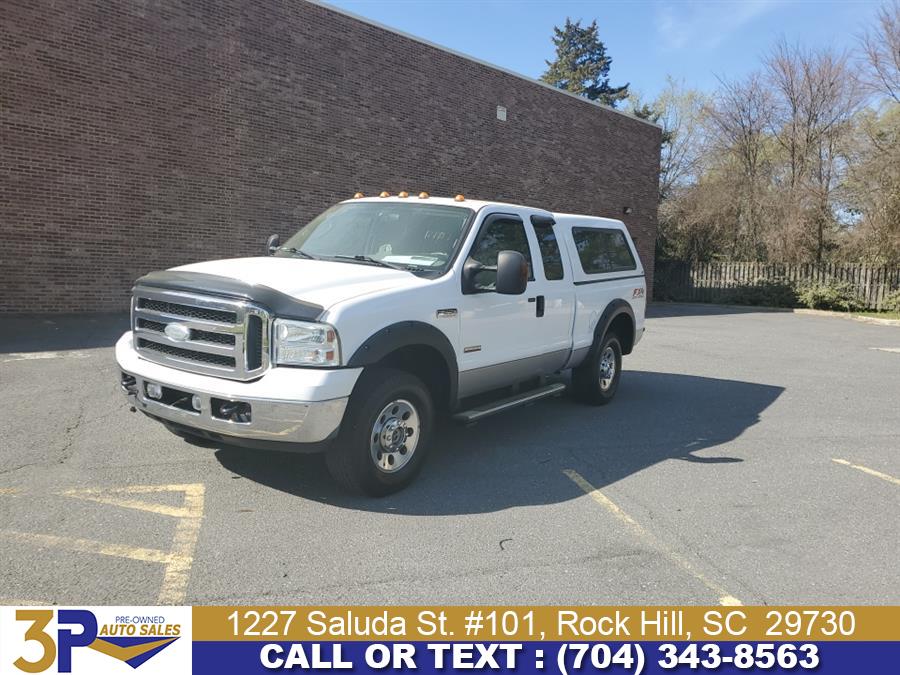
[352, 192, 364, 199]
[418, 192, 429, 199]
[398, 191, 409, 198]
[454, 194, 465, 202]
[379, 191, 390, 198]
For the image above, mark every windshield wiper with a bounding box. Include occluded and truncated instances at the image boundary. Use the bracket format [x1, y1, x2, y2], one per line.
[277, 247, 317, 260]
[331, 254, 421, 272]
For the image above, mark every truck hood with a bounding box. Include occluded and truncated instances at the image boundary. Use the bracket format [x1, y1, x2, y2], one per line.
[173, 257, 425, 309]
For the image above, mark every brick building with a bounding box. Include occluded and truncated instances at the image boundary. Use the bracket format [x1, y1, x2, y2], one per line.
[0, 0, 661, 313]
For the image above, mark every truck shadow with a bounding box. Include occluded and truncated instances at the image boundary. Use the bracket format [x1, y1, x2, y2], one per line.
[0, 313, 130, 353]
[214, 370, 784, 515]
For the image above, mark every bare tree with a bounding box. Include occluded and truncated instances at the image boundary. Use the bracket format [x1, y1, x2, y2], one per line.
[654, 78, 710, 200]
[765, 40, 863, 260]
[652, 3, 900, 267]
[859, 0, 900, 102]
[844, 104, 900, 265]
[705, 72, 773, 259]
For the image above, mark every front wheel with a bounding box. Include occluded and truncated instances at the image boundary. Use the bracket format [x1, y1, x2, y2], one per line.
[572, 333, 623, 405]
[326, 367, 433, 496]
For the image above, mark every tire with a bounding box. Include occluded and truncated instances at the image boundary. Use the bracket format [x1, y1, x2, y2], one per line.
[572, 333, 623, 406]
[326, 367, 433, 496]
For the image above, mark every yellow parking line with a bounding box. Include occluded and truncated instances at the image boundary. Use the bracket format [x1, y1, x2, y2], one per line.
[0, 488, 19, 496]
[62, 483, 207, 604]
[2, 483, 205, 605]
[59, 488, 193, 519]
[563, 469, 742, 607]
[157, 484, 205, 605]
[832, 459, 900, 486]
[0, 530, 177, 564]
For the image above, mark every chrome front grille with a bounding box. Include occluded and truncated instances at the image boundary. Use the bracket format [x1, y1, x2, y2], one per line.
[132, 288, 269, 380]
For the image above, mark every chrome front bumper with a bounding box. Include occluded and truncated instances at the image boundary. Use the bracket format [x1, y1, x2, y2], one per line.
[122, 370, 348, 448]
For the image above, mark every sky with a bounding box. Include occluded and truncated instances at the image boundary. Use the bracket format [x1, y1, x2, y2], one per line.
[324, 0, 885, 102]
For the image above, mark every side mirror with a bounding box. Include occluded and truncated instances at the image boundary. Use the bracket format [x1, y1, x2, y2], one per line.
[462, 250, 528, 295]
[266, 234, 280, 256]
[495, 250, 528, 295]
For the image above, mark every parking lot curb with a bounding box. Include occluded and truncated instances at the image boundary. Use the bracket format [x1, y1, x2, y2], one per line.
[652, 302, 900, 326]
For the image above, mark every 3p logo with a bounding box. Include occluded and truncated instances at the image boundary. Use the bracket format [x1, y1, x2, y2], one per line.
[0, 607, 191, 675]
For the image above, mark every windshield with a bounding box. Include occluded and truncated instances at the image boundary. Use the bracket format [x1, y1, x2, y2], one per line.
[277, 202, 474, 273]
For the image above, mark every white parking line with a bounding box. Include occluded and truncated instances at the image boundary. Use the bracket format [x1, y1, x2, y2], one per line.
[1, 351, 89, 363]
[869, 347, 900, 354]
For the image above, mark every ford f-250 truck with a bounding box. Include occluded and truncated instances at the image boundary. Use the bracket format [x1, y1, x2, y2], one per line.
[117, 193, 646, 495]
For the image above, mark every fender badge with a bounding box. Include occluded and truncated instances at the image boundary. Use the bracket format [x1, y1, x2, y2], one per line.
[436, 308, 458, 318]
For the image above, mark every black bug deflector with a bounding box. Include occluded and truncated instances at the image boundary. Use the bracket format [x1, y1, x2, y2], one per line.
[135, 270, 325, 321]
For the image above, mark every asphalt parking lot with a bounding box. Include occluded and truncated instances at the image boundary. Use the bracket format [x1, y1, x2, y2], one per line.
[1, 304, 898, 606]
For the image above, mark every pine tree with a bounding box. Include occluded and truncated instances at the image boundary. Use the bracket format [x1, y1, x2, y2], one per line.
[541, 18, 629, 108]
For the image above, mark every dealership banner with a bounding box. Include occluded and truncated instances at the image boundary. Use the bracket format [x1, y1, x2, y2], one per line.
[1, 606, 897, 674]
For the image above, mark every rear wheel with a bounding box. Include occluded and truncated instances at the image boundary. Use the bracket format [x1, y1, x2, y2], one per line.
[326, 367, 433, 496]
[572, 333, 623, 405]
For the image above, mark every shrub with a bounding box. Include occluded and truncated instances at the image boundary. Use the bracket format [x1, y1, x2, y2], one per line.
[723, 279, 798, 307]
[882, 289, 900, 312]
[797, 280, 865, 312]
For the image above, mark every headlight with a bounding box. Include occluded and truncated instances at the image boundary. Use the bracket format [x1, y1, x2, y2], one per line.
[272, 319, 341, 367]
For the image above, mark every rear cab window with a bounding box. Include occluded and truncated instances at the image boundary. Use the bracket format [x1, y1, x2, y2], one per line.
[531, 219, 564, 281]
[571, 227, 637, 275]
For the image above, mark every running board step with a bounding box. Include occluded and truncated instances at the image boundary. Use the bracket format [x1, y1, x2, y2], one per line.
[452, 382, 566, 424]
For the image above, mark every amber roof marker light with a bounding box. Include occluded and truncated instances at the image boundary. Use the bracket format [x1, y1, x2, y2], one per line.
[418, 192, 429, 199]
[398, 191, 409, 198]
[454, 194, 465, 202]
[379, 191, 390, 198]
[352, 192, 364, 199]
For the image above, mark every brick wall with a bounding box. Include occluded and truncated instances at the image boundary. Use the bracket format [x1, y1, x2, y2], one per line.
[0, 0, 661, 313]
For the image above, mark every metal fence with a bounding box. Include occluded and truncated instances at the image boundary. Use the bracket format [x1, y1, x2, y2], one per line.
[654, 261, 900, 310]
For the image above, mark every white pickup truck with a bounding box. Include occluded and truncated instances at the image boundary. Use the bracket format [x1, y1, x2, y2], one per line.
[117, 193, 646, 495]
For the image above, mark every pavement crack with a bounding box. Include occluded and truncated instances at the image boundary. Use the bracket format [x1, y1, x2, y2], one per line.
[0, 461, 44, 477]
[192, 549, 651, 604]
[57, 401, 86, 465]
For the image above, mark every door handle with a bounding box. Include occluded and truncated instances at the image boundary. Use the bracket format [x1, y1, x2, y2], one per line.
[528, 295, 545, 317]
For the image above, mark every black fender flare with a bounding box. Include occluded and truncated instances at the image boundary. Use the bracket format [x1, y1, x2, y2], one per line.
[590, 300, 636, 357]
[346, 321, 459, 406]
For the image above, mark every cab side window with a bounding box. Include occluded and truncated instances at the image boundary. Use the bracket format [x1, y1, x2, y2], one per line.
[468, 215, 533, 291]
[531, 222, 564, 280]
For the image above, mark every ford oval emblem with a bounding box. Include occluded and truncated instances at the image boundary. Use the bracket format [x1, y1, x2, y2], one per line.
[164, 322, 191, 342]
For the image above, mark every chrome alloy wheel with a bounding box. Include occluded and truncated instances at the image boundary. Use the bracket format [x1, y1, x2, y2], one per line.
[598, 345, 616, 391]
[369, 399, 420, 473]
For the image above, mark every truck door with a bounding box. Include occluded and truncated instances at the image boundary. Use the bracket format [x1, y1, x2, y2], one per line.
[527, 215, 576, 361]
[456, 212, 568, 398]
